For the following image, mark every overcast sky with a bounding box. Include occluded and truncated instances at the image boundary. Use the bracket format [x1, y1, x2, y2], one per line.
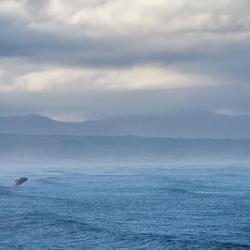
[0, 0, 249, 121]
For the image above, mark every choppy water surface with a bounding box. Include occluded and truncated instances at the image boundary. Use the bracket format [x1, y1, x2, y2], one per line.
[1, 166, 250, 249]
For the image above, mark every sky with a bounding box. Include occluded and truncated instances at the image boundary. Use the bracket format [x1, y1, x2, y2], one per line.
[0, 0, 249, 121]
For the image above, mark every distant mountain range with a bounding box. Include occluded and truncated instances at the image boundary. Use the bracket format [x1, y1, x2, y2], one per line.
[1, 111, 250, 138]
[1, 134, 250, 164]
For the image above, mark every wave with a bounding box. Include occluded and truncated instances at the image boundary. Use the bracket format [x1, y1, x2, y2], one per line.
[34, 177, 59, 185]
[9, 210, 105, 233]
[109, 232, 250, 249]
[159, 187, 197, 195]
[212, 241, 250, 249]
[3, 209, 250, 249]
[0, 185, 14, 195]
[0, 187, 8, 195]
[158, 187, 233, 198]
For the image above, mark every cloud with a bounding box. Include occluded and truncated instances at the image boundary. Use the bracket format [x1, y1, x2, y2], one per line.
[0, 63, 214, 94]
[1, 0, 249, 66]
[0, 0, 249, 120]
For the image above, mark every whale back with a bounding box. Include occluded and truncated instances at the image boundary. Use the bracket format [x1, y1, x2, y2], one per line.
[15, 177, 28, 186]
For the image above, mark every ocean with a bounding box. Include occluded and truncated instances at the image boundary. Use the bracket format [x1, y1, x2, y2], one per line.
[0, 164, 250, 249]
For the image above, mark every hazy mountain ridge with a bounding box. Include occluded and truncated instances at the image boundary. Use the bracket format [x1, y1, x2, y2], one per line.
[1, 111, 250, 138]
[0, 134, 250, 164]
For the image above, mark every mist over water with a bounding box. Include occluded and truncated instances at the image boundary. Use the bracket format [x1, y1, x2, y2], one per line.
[1, 135, 250, 249]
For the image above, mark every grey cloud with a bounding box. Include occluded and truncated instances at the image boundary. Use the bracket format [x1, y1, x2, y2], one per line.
[0, 3, 249, 70]
[0, 82, 249, 120]
[0, 0, 250, 119]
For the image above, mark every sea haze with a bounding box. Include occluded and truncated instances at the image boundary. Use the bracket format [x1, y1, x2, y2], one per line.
[1, 130, 250, 249]
[0, 134, 250, 169]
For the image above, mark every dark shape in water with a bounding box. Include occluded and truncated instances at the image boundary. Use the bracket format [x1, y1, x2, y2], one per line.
[15, 177, 28, 186]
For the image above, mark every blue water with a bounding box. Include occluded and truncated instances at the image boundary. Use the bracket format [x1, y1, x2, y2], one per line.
[1, 166, 250, 249]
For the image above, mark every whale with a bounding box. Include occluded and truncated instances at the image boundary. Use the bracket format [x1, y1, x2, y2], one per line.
[15, 177, 28, 186]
